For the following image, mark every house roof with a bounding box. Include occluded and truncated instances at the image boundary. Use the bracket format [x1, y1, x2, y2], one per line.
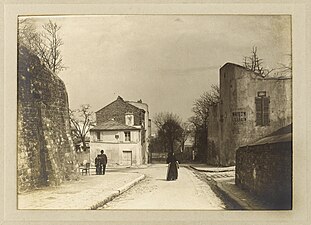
[220, 62, 292, 80]
[95, 96, 145, 114]
[90, 120, 141, 131]
[221, 62, 247, 70]
[243, 124, 292, 147]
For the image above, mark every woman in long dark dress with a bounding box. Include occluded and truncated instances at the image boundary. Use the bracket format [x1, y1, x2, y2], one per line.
[166, 152, 179, 181]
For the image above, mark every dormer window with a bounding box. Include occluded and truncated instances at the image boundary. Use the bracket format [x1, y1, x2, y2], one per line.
[125, 113, 134, 126]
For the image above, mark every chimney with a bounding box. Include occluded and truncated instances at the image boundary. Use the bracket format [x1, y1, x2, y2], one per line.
[117, 96, 124, 101]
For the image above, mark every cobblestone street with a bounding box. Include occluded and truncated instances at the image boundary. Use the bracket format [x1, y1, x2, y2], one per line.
[99, 164, 226, 210]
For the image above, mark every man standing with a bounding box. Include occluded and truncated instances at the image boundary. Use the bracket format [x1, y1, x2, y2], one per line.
[95, 156, 100, 175]
[98, 150, 108, 175]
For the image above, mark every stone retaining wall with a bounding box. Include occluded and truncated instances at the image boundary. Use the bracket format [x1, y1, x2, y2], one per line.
[235, 142, 292, 209]
[17, 46, 79, 193]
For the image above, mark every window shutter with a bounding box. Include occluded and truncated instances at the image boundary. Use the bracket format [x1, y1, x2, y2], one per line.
[255, 97, 262, 125]
[263, 97, 270, 125]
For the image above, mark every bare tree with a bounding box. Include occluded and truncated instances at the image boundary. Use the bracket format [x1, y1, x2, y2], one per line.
[154, 112, 183, 154]
[18, 18, 41, 52]
[69, 104, 95, 152]
[39, 20, 65, 74]
[149, 135, 167, 153]
[243, 46, 274, 77]
[18, 18, 66, 75]
[192, 84, 220, 126]
[272, 54, 292, 78]
[191, 84, 220, 162]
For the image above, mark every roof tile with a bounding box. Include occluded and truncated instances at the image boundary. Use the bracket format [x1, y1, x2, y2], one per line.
[90, 120, 140, 131]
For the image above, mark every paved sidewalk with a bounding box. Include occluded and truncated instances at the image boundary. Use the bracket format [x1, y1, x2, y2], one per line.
[190, 164, 235, 172]
[18, 171, 145, 210]
[189, 164, 272, 210]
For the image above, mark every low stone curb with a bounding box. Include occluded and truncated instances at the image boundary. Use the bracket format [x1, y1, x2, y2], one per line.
[189, 165, 235, 173]
[89, 174, 146, 210]
[217, 181, 272, 210]
[118, 174, 145, 194]
[213, 181, 247, 210]
[188, 165, 246, 209]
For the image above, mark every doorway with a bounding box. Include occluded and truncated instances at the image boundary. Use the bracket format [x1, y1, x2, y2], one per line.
[122, 151, 132, 166]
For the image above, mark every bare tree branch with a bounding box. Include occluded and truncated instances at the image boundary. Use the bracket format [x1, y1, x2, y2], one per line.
[18, 18, 66, 75]
[190, 84, 220, 162]
[69, 105, 95, 152]
[242, 46, 267, 77]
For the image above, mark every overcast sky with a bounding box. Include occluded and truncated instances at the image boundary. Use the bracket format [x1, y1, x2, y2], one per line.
[25, 15, 291, 122]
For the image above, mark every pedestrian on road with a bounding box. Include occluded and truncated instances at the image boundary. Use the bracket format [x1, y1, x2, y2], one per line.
[166, 152, 179, 181]
[95, 156, 100, 175]
[98, 150, 108, 175]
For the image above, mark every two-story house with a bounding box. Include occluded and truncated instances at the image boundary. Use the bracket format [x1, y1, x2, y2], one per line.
[89, 96, 150, 166]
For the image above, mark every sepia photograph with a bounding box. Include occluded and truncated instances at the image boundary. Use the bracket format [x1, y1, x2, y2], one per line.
[16, 14, 293, 211]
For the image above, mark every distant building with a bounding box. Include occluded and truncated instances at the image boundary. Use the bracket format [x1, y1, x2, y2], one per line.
[89, 96, 151, 166]
[177, 136, 195, 163]
[208, 63, 292, 166]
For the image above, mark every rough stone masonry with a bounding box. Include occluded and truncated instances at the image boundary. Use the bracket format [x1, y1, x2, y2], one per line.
[17, 46, 79, 193]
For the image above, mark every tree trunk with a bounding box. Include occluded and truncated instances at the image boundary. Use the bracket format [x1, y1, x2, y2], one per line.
[81, 136, 87, 151]
[170, 141, 174, 154]
[202, 126, 208, 163]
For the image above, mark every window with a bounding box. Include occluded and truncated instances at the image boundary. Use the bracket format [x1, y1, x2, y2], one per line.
[255, 93, 270, 126]
[124, 131, 131, 142]
[220, 115, 224, 122]
[125, 114, 134, 126]
[232, 111, 247, 122]
[96, 131, 101, 141]
[141, 129, 145, 143]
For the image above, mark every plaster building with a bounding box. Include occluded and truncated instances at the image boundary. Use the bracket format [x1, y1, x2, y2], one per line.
[89, 96, 150, 166]
[208, 63, 292, 166]
[127, 99, 152, 163]
[183, 137, 196, 162]
[175, 136, 195, 163]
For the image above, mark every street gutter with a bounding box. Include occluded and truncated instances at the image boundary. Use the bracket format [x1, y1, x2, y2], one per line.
[186, 165, 243, 209]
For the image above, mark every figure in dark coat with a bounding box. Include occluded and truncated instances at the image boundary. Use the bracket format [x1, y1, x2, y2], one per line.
[95, 156, 100, 175]
[97, 150, 108, 175]
[166, 152, 179, 181]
